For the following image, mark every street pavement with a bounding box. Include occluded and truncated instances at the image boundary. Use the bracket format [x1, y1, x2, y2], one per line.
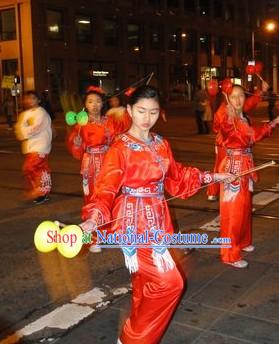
[0, 104, 278, 344]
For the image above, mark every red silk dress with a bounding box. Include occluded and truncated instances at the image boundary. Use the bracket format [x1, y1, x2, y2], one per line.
[218, 112, 274, 263]
[207, 92, 262, 198]
[82, 133, 212, 344]
[67, 114, 130, 204]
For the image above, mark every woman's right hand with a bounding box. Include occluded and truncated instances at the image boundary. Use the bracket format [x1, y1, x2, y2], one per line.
[270, 116, 279, 128]
[214, 173, 237, 184]
[79, 220, 97, 233]
[73, 135, 82, 147]
[261, 80, 269, 93]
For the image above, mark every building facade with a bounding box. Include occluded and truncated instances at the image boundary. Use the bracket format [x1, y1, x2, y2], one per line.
[0, 0, 278, 106]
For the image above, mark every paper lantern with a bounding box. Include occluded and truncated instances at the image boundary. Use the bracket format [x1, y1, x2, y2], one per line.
[245, 65, 256, 75]
[207, 79, 219, 96]
[254, 61, 263, 74]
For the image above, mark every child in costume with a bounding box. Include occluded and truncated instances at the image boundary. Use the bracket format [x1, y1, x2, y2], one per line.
[67, 88, 130, 205]
[15, 91, 52, 204]
[67, 87, 130, 252]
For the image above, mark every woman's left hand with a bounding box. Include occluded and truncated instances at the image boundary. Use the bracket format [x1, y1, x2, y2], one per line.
[270, 116, 279, 127]
[214, 173, 236, 184]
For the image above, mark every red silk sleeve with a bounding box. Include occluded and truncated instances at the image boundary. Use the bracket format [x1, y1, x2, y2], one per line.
[67, 125, 85, 160]
[164, 141, 202, 199]
[252, 123, 273, 143]
[81, 146, 125, 222]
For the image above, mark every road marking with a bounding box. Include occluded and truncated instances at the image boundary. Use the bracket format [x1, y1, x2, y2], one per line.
[0, 286, 129, 344]
[72, 287, 106, 305]
[0, 304, 94, 344]
[200, 216, 220, 232]
[201, 183, 279, 232]
[112, 287, 129, 296]
[253, 191, 279, 206]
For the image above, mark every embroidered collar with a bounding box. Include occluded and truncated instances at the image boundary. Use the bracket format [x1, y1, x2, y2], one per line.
[88, 115, 107, 125]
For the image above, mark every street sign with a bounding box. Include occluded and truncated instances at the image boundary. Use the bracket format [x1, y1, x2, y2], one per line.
[92, 71, 109, 77]
[1, 75, 15, 89]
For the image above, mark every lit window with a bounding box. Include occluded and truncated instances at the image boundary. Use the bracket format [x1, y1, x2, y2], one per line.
[47, 10, 63, 40]
[76, 15, 92, 43]
[0, 9, 16, 41]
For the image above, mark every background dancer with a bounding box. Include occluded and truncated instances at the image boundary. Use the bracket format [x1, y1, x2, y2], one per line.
[207, 80, 269, 201]
[67, 88, 130, 252]
[218, 84, 279, 268]
[15, 91, 52, 204]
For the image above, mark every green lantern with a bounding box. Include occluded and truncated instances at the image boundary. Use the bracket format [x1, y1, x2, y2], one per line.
[65, 111, 77, 126]
[76, 110, 88, 126]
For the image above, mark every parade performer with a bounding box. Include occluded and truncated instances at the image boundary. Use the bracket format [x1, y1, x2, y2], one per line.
[15, 91, 52, 204]
[207, 80, 269, 201]
[67, 87, 130, 205]
[80, 86, 232, 344]
[218, 84, 279, 268]
[67, 88, 130, 253]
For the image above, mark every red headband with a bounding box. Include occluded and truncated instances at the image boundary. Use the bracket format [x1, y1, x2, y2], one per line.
[86, 85, 105, 94]
[124, 87, 136, 97]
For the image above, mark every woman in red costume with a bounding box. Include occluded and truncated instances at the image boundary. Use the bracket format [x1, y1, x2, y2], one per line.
[81, 86, 232, 343]
[207, 80, 269, 201]
[68, 88, 129, 252]
[218, 84, 279, 268]
[67, 88, 129, 205]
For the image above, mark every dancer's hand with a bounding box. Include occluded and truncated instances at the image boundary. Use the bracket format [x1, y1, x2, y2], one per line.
[226, 103, 236, 121]
[214, 173, 236, 184]
[261, 80, 269, 93]
[74, 135, 82, 147]
[270, 116, 279, 128]
[79, 220, 97, 233]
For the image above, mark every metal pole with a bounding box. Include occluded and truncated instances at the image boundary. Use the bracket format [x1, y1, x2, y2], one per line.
[252, 31, 255, 60]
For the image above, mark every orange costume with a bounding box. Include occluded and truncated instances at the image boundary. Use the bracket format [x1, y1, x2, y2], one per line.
[207, 92, 262, 198]
[218, 111, 277, 263]
[82, 133, 215, 344]
[67, 113, 130, 204]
